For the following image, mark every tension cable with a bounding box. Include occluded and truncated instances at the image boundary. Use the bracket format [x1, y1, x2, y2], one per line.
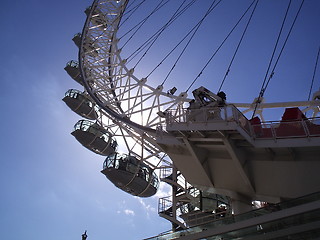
[133, 0, 194, 69]
[126, 0, 197, 64]
[160, 0, 219, 86]
[120, 0, 169, 49]
[308, 46, 320, 101]
[252, 0, 305, 117]
[120, 0, 148, 28]
[146, 0, 223, 79]
[218, 0, 259, 92]
[186, 0, 257, 93]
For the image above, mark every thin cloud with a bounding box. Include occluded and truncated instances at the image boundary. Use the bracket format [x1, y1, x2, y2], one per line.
[137, 198, 156, 212]
[154, 183, 171, 199]
[124, 209, 135, 216]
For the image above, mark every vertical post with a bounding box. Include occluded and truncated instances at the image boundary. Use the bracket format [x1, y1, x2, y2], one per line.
[199, 191, 203, 211]
[270, 122, 277, 139]
[171, 165, 178, 231]
[231, 195, 253, 215]
[301, 119, 310, 137]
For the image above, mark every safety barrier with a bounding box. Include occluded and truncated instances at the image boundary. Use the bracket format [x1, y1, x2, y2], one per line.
[164, 105, 320, 140]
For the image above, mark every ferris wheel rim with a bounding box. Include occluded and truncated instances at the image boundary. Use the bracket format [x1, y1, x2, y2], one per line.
[78, 0, 191, 136]
[79, 0, 152, 133]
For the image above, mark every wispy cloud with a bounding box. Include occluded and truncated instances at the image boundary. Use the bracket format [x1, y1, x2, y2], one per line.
[124, 209, 135, 216]
[154, 183, 171, 199]
[135, 197, 157, 219]
[137, 198, 157, 212]
[132, 183, 172, 219]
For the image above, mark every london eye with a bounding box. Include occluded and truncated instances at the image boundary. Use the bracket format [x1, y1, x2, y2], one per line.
[64, 0, 320, 239]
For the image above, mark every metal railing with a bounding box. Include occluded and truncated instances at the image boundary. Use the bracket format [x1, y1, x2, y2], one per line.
[180, 207, 230, 227]
[251, 117, 320, 139]
[146, 191, 320, 240]
[159, 166, 172, 180]
[165, 105, 243, 125]
[164, 105, 320, 140]
[158, 196, 173, 215]
[159, 167, 192, 191]
[164, 105, 256, 138]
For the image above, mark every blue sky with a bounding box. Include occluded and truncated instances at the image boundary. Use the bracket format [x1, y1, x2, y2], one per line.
[0, 0, 319, 240]
[118, 0, 320, 107]
[0, 1, 170, 239]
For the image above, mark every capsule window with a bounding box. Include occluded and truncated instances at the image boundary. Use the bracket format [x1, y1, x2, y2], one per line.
[106, 153, 116, 168]
[142, 167, 149, 181]
[126, 162, 138, 174]
[67, 60, 79, 68]
[114, 159, 119, 169]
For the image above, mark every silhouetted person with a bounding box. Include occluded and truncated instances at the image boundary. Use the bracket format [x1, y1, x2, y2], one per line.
[217, 91, 226, 106]
[82, 230, 88, 240]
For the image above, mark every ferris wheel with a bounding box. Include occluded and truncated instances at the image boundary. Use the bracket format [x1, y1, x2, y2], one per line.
[63, 0, 320, 235]
[64, 0, 196, 197]
[64, 0, 320, 222]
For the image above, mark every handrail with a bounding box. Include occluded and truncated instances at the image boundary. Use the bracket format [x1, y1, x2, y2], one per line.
[146, 191, 320, 240]
[164, 105, 320, 140]
[251, 117, 320, 139]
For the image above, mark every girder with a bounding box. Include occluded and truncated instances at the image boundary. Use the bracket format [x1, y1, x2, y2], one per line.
[157, 104, 320, 205]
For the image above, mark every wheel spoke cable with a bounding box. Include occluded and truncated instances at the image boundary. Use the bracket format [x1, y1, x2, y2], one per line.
[120, 0, 169, 49]
[146, 0, 223, 80]
[218, 0, 259, 93]
[308, 46, 320, 101]
[186, 0, 257, 93]
[161, 0, 218, 86]
[119, 0, 148, 28]
[125, 0, 198, 65]
[132, 0, 193, 69]
[252, 0, 305, 117]
[263, 0, 305, 94]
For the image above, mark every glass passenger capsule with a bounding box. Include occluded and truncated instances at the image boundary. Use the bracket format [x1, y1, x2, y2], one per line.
[71, 120, 117, 156]
[62, 89, 98, 120]
[72, 33, 98, 57]
[72, 33, 82, 48]
[64, 60, 84, 86]
[101, 152, 159, 197]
